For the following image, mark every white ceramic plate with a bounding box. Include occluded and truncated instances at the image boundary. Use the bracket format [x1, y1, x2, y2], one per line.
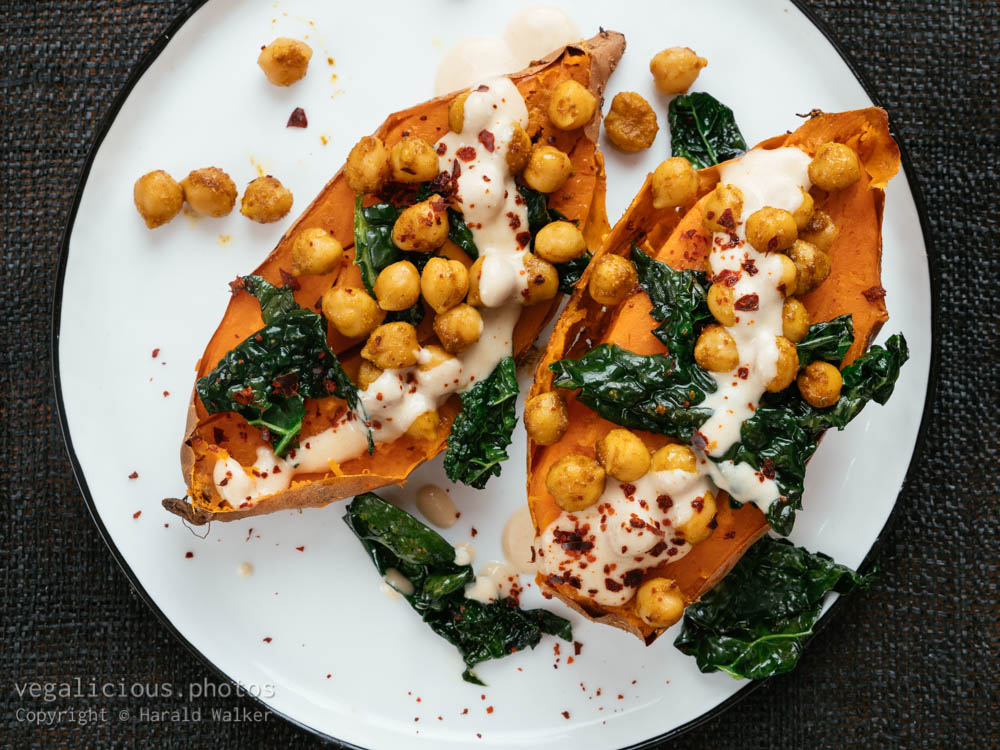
[54, 0, 935, 747]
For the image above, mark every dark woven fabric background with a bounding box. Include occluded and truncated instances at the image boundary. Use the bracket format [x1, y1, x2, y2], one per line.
[2, 1, 996, 748]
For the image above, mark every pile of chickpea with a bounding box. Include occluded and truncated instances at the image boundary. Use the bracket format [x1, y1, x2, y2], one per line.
[304, 79, 606, 426]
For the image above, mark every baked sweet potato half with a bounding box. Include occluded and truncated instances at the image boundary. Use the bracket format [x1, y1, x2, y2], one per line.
[163, 30, 626, 525]
[526, 108, 902, 642]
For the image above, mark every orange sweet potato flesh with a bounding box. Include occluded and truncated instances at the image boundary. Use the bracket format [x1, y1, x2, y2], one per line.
[162, 31, 626, 525]
[527, 108, 900, 642]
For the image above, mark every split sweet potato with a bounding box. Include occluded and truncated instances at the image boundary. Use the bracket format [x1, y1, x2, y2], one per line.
[527, 108, 900, 642]
[163, 31, 626, 524]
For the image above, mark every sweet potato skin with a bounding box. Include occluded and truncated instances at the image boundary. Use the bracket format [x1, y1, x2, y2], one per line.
[528, 108, 900, 641]
[165, 31, 626, 525]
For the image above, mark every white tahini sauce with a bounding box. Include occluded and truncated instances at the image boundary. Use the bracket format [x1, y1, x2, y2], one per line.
[540, 147, 814, 602]
[382, 567, 415, 598]
[502, 505, 540, 575]
[214, 80, 536, 510]
[416, 484, 459, 528]
[434, 5, 580, 95]
[464, 560, 520, 604]
[540, 469, 714, 607]
[694, 147, 812, 511]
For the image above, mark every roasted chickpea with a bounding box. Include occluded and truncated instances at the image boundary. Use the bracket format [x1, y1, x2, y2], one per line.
[433, 303, 483, 353]
[417, 344, 455, 372]
[650, 443, 697, 473]
[133, 170, 183, 229]
[776, 253, 798, 297]
[588, 254, 637, 306]
[604, 92, 658, 152]
[392, 197, 449, 252]
[449, 91, 469, 133]
[522, 253, 560, 305]
[694, 324, 739, 372]
[799, 210, 838, 253]
[676, 490, 717, 545]
[240, 176, 293, 223]
[390, 136, 440, 184]
[374, 261, 421, 311]
[797, 361, 843, 408]
[420, 257, 469, 313]
[257, 37, 312, 86]
[506, 123, 531, 174]
[702, 184, 743, 233]
[534, 221, 587, 264]
[707, 282, 736, 327]
[766, 336, 799, 392]
[792, 188, 815, 231]
[322, 286, 385, 339]
[406, 410, 440, 441]
[466, 256, 485, 306]
[547, 79, 596, 131]
[635, 577, 685, 629]
[180, 167, 237, 217]
[356, 360, 384, 390]
[651, 157, 698, 209]
[649, 47, 707, 94]
[782, 298, 811, 343]
[291, 227, 344, 276]
[545, 454, 606, 511]
[523, 145, 572, 194]
[524, 392, 570, 446]
[361, 322, 420, 369]
[596, 429, 651, 482]
[788, 239, 831, 294]
[808, 142, 862, 192]
[345, 136, 392, 195]
[745, 206, 798, 253]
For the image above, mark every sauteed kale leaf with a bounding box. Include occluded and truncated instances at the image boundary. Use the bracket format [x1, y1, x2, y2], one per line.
[517, 183, 592, 293]
[343, 493, 571, 684]
[720, 333, 909, 535]
[668, 91, 748, 169]
[674, 535, 875, 679]
[444, 356, 519, 490]
[196, 276, 370, 457]
[550, 247, 715, 436]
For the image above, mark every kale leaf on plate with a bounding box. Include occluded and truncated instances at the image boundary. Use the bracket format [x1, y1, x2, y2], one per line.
[444, 356, 519, 490]
[195, 275, 370, 457]
[674, 535, 876, 679]
[343, 492, 571, 684]
[668, 91, 748, 169]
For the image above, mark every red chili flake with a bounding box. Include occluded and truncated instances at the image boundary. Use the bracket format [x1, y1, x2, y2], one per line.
[132, 511, 142, 519]
[128, 471, 139, 480]
[296, 546, 305, 552]
[326, 674, 331, 679]
[735, 293, 760, 311]
[185, 552, 194, 559]
[151, 348, 160, 358]
[692, 497, 705, 512]
[573, 641, 583, 656]
[741, 258, 759, 276]
[656, 494, 673, 511]
[262, 637, 272, 643]
[476, 84, 489, 92]
[229, 277, 247, 296]
[761, 459, 776, 479]
[649, 540, 667, 557]
[552, 528, 594, 553]
[471, 527, 478, 537]
[162, 391, 170, 397]
[486, 706, 494, 714]
[280, 269, 301, 290]
[233, 386, 254, 405]
[863, 285, 887, 303]
[691, 430, 708, 452]
[620, 483, 636, 497]
[718, 208, 736, 231]
[212, 427, 227, 444]
[436, 142, 448, 156]
[617, 694, 624, 700]
[456, 146, 477, 162]
[272, 372, 299, 396]
[622, 569, 644, 588]
[477, 130, 495, 152]
[462, 708, 469, 715]
[737, 367, 749, 380]
[515, 231, 531, 248]
[561, 711, 571, 719]
[714, 268, 740, 287]
[604, 578, 623, 592]
[287, 107, 308, 128]
[724, 530, 737, 539]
